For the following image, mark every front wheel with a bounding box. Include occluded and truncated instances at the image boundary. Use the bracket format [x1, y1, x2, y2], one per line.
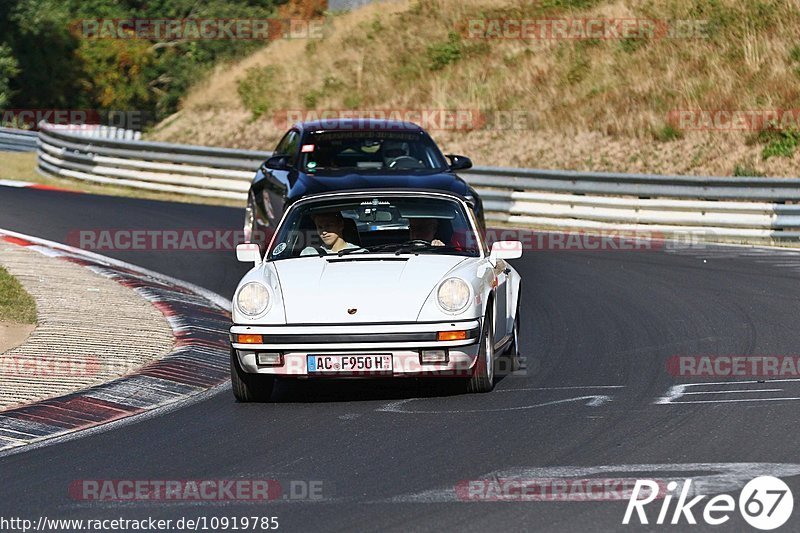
[504, 303, 521, 372]
[466, 311, 495, 393]
[230, 348, 275, 402]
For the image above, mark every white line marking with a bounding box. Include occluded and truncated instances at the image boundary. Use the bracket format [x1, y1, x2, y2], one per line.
[669, 397, 800, 404]
[0, 179, 34, 187]
[388, 462, 800, 503]
[656, 378, 800, 404]
[377, 395, 611, 414]
[496, 385, 624, 392]
[682, 389, 783, 395]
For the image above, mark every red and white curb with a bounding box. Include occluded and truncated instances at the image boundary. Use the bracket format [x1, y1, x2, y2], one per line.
[0, 229, 231, 453]
[0, 179, 74, 193]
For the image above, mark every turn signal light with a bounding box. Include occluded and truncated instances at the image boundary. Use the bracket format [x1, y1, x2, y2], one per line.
[257, 353, 283, 366]
[237, 334, 264, 344]
[420, 350, 448, 364]
[437, 330, 468, 341]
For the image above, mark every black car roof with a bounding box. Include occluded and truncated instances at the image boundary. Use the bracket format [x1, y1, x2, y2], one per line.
[289, 171, 472, 203]
[294, 188, 469, 203]
[294, 118, 425, 134]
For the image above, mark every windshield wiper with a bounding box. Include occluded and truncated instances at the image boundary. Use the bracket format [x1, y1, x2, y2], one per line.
[337, 242, 422, 256]
[390, 242, 478, 255]
[338, 241, 476, 256]
[337, 245, 371, 256]
[337, 242, 417, 256]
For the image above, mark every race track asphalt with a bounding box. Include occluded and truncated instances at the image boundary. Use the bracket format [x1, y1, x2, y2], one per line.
[1, 186, 799, 532]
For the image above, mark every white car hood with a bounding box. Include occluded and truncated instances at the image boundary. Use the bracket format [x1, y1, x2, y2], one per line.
[274, 255, 468, 324]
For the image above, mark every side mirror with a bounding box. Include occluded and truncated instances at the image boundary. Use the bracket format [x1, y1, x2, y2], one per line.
[263, 154, 290, 171]
[490, 241, 522, 262]
[236, 243, 262, 266]
[446, 154, 473, 171]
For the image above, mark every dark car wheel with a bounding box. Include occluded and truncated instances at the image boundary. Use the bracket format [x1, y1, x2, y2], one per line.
[504, 300, 521, 372]
[243, 194, 263, 252]
[230, 348, 275, 402]
[466, 311, 495, 393]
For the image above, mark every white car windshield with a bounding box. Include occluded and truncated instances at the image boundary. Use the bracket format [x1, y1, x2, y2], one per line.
[266, 196, 481, 260]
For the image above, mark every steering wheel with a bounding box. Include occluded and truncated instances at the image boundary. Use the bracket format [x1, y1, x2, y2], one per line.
[388, 156, 425, 169]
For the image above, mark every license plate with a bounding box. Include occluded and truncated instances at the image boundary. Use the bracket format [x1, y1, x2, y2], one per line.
[307, 354, 392, 373]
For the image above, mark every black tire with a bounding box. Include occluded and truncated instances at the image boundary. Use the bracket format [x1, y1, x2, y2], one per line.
[466, 311, 495, 393]
[244, 195, 265, 255]
[504, 302, 521, 372]
[230, 348, 275, 402]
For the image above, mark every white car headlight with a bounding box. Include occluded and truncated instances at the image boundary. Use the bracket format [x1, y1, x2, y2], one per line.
[237, 282, 271, 316]
[437, 277, 471, 313]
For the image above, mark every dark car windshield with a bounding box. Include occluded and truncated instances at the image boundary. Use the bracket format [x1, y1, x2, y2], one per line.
[299, 131, 449, 173]
[266, 196, 480, 261]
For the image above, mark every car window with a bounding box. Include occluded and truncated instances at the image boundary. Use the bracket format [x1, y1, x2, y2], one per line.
[283, 131, 301, 165]
[274, 132, 292, 155]
[274, 130, 300, 163]
[298, 131, 448, 173]
[266, 196, 480, 260]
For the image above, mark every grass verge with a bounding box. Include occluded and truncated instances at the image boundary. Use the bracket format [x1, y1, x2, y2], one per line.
[0, 265, 37, 324]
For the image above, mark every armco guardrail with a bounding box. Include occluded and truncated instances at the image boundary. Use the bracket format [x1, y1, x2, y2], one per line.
[31, 122, 800, 242]
[467, 167, 800, 241]
[0, 126, 37, 152]
[37, 123, 270, 200]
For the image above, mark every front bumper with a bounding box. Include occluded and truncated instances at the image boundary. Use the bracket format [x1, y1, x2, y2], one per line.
[230, 319, 482, 377]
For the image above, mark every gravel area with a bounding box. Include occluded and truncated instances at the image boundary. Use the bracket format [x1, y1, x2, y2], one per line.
[0, 240, 175, 409]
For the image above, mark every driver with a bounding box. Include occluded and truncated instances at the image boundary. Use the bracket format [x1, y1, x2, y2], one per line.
[301, 211, 358, 255]
[408, 218, 445, 246]
[383, 140, 420, 169]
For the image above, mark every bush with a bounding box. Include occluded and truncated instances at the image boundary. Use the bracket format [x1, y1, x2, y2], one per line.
[303, 89, 322, 109]
[237, 66, 280, 120]
[653, 124, 684, 142]
[427, 31, 462, 71]
[790, 45, 800, 77]
[733, 163, 764, 177]
[757, 128, 800, 160]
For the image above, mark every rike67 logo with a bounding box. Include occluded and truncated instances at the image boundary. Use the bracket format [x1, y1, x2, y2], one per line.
[623, 476, 793, 530]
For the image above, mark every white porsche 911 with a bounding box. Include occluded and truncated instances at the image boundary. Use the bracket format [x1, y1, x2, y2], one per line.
[229, 190, 523, 401]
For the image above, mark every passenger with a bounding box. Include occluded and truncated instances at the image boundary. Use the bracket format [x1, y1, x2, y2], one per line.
[408, 218, 445, 246]
[301, 211, 358, 255]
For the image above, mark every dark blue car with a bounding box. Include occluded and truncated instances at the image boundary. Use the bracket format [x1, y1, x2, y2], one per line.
[243, 119, 483, 249]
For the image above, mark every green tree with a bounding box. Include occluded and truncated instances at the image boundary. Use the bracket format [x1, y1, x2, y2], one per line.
[0, 44, 20, 109]
[1, 0, 287, 127]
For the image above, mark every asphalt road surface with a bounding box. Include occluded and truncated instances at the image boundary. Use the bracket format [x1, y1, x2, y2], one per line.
[1, 186, 799, 532]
